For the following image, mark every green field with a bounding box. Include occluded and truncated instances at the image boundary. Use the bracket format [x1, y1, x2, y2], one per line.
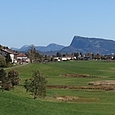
[1, 61, 115, 115]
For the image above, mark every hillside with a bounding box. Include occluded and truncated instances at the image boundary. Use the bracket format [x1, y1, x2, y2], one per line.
[1, 61, 115, 115]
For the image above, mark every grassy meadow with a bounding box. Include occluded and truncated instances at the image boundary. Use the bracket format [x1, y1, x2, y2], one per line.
[1, 60, 115, 115]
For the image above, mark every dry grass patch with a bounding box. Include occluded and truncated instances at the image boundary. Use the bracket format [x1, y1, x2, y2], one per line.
[53, 95, 99, 102]
[89, 80, 115, 86]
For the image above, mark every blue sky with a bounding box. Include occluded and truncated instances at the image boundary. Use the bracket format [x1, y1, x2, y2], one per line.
[0, 0, 115, 48]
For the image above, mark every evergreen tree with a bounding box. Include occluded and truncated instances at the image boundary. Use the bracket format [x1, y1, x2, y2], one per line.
[0, 45, 3, 49]
[0, 55, 6, 67]
[5, 53, 12, 64]
[0, 69, 20, 91]
[0, 69, 11, 91]
[0, 69, 7, 83]
[56, 52, 61, 57]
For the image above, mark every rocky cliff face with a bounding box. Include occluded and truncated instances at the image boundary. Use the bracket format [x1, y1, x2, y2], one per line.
[61, 36, 115, 54]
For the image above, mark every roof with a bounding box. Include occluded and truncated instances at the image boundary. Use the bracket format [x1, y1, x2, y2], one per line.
[1, 49, 18, 55]
[17, 53, 27, 57]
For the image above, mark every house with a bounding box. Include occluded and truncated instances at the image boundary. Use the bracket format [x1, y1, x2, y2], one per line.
[61, 57, 67, 61]
[53, 54, 75, 62]
[61, 54, 74, 61]
[17, 53, 30, 63]
[0, 48, 18, 63]
[53, 57, 61, 62]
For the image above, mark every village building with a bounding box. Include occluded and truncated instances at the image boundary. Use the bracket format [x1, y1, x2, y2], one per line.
[0, 48, 18, 63]
[17, 53, 30, 64]
[0, 48, 30, 64]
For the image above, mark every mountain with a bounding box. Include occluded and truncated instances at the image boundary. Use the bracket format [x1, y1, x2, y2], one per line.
[60, 36, 115, 54]
[11, 36, 115, 55]
[36, 43, 64, 52]
[19, 44, 35, 51]
[60, 46, 85, 54]
[12, 43, 64, 53]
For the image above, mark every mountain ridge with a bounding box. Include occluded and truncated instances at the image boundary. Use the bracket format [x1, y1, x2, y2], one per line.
[11, 43, 65, 52]
[11, 36, 115, 55]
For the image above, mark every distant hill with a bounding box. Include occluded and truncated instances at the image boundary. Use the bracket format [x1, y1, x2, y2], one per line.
[11, 43, 65, 53]
[60, 36, 115, 54]
[36, 43, 64, 52]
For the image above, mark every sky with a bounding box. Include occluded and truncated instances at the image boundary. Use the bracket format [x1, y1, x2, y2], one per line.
[0, 0, 115, 48]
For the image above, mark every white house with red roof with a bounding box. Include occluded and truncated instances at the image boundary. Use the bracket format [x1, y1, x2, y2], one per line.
[0, 48, 18, 63]
[17, 53, 30, 63]
[0, 48, 30, 64]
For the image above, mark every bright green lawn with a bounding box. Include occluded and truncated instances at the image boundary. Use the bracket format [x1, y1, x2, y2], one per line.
[1, 60, 115, 115]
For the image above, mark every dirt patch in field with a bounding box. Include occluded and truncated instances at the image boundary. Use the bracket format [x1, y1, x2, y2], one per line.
[47, 85, 115, 91]
[53, 96, 99, 102]
[89, 80, 115, 86]
[61, 74, 103, 78]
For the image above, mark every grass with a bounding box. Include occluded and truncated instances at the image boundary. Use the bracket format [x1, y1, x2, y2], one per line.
[1, 60, 115, 115]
